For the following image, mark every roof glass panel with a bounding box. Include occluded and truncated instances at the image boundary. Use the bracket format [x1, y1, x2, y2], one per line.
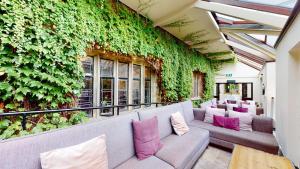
[240, 0, 297, 8]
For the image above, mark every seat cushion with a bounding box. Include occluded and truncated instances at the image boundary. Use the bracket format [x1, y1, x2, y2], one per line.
[115, 156, 174, 169]
[155, 127, 209, 169]
[138, 103, 184, 139]
[189, 120, 279, 154]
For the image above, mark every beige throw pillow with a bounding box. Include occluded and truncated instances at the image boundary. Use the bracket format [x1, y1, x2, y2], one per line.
[171, 112, 190, 136]
[40, 135, 108, 169]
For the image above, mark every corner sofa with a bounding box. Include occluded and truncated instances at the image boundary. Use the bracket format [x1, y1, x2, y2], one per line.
[0, 101, 209, 169]
[191, 108, 279, 154]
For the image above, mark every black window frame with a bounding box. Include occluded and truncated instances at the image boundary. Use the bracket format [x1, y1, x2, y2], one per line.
[132, 64, 141, 109]
[100, 59, 114, 116]
[118, 62, 129, 111]
[144, 67, 151, 107]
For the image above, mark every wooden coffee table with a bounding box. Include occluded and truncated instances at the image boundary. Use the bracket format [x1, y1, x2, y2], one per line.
[229, 145, 294, 169]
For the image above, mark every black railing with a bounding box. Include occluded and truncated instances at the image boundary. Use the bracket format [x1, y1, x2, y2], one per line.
[0, 102, 178, 130]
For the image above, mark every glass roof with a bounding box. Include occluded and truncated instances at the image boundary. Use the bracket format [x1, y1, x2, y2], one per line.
[240, 0, 297, 8]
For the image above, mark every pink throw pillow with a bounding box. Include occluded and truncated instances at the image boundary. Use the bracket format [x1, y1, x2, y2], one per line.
[224, 117, 240, 131]
[213, 115, 225, 127]
[132, 116, 163, 160]
[233, 107, 248, 113]
[213, 115, 240, 131]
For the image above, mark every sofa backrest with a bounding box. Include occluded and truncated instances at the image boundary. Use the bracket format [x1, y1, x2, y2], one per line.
[180, 100, 194, 123]
[200, 98, 216, 108]
[138, 103, 184, 139]
[0, 113, 139, 169]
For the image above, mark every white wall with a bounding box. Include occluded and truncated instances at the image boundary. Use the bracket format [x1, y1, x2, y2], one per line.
[276, 12, 300, 168]
[215, 61, 261, 103]
[259, 62, 276, 118]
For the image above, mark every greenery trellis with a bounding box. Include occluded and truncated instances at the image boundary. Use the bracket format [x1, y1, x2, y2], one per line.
[0, 0, 234, 138]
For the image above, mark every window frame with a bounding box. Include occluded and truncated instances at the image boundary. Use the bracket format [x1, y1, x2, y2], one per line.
[144, 67, 151, 106]
[100, 59, 115, 115]
[132, 64, 141, 109]
[118, 62, 129, 110]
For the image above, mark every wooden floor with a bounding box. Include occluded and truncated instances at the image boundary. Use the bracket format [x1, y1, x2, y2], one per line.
[193, 146, 232, 169]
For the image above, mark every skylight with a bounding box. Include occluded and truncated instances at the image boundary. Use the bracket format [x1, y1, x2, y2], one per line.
[240, 0, 297, 9]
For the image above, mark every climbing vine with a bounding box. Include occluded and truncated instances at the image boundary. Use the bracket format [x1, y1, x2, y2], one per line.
[0, 0, 232, 112]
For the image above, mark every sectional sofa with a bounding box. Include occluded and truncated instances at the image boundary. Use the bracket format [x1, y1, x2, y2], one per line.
[0, 100, 279, 169]
[0, 101, 209, 169]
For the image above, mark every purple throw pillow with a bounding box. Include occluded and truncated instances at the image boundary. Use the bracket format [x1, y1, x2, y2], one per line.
[132, 116, 163, 160]
[213, 115, 225, 127]
[224, 117, 240, 131]
[233, 107, 248, 113]
[213, 115, 240, 131]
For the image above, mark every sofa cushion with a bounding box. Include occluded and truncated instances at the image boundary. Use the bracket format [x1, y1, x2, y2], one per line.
[180, 100, 194, 123]
[115, 156, 174, 169]
[155, 127, 209, 169]
[138, 103, 184, 139]
[189, 120, 278, 154]
[0, 113, 139, 169]
[132, 116, 163, 160]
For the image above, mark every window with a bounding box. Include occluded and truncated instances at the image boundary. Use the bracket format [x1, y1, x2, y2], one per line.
[79, 57, 93, 114]
[118, 62, 129, 110]
[132, 65, 141, 108]
[100, 59, 114, 115]
[144, 67, 151, 106]
[193, 72, 205, 98]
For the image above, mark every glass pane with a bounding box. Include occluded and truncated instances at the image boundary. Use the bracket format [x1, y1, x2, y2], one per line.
[79, 77, 93, 108]
[118, 79, 128, 110]
[133, 65, 141, 79]
[240, 0, 296, 8]
[118, 62, 129, 78]
[145, 80, 151, 105]
[145, 67, 151, 79]
[100, 79, 113, 106]
[81, 57, 93, 76]
[132, 80, 141, 108]
[193, 73, 198, 97]
[100, 59, 113, 77]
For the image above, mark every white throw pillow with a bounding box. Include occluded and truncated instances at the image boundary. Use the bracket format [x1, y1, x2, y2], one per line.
[241, 104, 256, 115]
[227, 103, 238, 111]
[228, 110, 253, 131]
[204, 107, 226, 124]
[171, 112, 190, 136]
[40, 135, 108, 169]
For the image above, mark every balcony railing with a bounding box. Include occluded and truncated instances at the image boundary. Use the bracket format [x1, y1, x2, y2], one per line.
[0, 102, 178, 130]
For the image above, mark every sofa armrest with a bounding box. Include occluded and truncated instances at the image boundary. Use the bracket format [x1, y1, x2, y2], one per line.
[193, 108, 206, 121]
[252, 116, 273, 134]
[256, 107, 264, 115]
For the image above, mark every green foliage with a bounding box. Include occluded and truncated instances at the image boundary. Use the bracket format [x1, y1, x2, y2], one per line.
[0, 111, 89, 140]
[0, 0, 232, 138]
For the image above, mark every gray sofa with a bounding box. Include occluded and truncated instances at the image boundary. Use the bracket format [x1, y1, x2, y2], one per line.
[191, 108, 279, 154]
[0, 101, 209, 169]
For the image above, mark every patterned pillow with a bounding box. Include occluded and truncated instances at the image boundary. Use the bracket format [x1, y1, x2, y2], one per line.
[171, 112, 189, 136]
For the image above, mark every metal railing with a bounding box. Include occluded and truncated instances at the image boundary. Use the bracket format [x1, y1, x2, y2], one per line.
[0, 102, 178, 130]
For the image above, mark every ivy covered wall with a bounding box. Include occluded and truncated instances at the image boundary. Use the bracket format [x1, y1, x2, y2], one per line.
[0, 0, 225, 112]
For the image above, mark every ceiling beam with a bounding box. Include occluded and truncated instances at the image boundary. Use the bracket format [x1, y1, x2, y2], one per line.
[225, 40, 273, 61]
[219, 24, 281, 35]
[153, 1, 195, 27]
[207, 0, 292, 16]
[225, 32, 276, 59]
[234, 48, 265, 64]
[190, 38, 224, 48]
[238, 57, 262, 70]
[194, 1, 288, 29]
